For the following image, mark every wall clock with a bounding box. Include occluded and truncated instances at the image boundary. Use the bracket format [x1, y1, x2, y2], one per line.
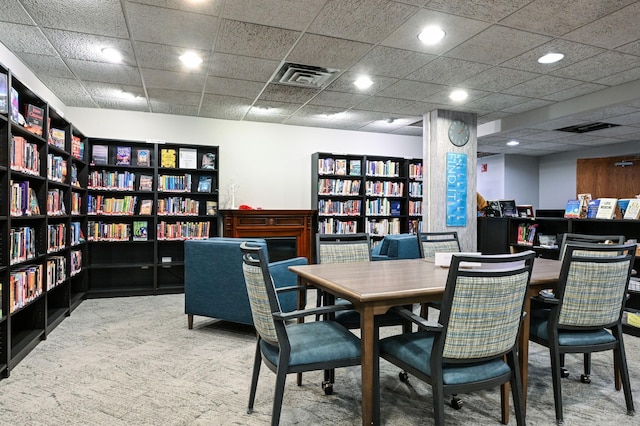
[448, 119, 470, 147]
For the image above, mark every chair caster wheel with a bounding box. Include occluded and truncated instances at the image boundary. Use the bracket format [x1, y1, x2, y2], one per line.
[399, 371, 409, 383]
[322, 381, 333, 395]
[451, 396, 463, 409]
[581, 374, 591, 384]
[561, 368, 569, 378]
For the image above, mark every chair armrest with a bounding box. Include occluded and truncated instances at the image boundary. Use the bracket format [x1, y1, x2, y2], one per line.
[389, 306, 443, 333]
[269, 257, 308, 312]
[273, 303, 355, 321]
[275, 285, 307, 294]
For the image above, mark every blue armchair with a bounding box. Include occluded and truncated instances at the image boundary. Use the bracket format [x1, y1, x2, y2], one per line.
[184, 237, 308, 328]
[371, 234, 420, 261]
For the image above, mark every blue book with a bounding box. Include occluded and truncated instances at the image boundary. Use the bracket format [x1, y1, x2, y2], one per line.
[586, 199, 600, 218]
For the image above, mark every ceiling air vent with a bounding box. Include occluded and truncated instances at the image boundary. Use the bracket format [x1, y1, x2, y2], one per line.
[555, 122, 620, 133]
[273, 62, 339, 88]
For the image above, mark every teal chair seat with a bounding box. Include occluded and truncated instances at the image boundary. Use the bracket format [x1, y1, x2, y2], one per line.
[530, 317, 617, 346]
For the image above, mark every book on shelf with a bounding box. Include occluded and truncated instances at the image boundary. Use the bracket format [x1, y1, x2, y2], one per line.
[623, 198, 640, 220]
[564, 199, 581, 218]
[179, 147, 198, 169]
[48, 128, 65, 149]
[201, 152, 216, 169]
[24, 104, 44, 137]
[92, 144, 108, 165]
[586, 199, 600, 218]
[197, 175, 212, 193]
[206, 201, 218, 216]
[595, 198, 618, 219]
[516, 205, 534, 218]
[139, 199, 153, 215]
[132, 221, 148, 241]
[160, 148, 177, 168]
[116, 146, 131, 165]
[0, 73, 7, 113]
[390, 200, 401, 216]
[10, 87, 20, 124]
[577, 193, 591, 218]
[71, 135, 84, 160]
[335, 159, 347, 175]
[136, 148, 151, 167]
[138, 175, 153, 191]
[349, 159, 361, 176]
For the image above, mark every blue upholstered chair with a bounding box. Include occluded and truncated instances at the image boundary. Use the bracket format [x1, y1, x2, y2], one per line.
[240, 242, 361, 426]
[184, 237, 307, 328]
[380, 251, 536, 425]
[371, 233, 420, 261]
[529, 243, 636, 425]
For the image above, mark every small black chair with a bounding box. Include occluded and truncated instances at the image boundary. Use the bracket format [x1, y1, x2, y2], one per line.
[529, 242, 636, 424]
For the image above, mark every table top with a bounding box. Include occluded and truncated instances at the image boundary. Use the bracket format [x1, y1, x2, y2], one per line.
[289, 257, 562, 304]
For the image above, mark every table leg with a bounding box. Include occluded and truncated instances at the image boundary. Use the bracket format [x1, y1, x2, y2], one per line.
[360, 305, 379, 425]
[297, 276, 306, 386]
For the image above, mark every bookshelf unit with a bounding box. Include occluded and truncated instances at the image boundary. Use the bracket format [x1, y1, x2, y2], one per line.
[86, 139, 219, 297]
[0, 65, 89, 377]
[311, 152, 422, 245]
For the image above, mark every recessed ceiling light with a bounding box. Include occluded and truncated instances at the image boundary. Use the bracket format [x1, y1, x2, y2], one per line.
[449, 89, 468, 102]
[354, 76, 373, 90]
[417, 26, 445, 45]
[253, 106, 272, 114]
[179, 51, 203, 68]
[385, 118, 396, 124]
[119, 91, 141, 101]
[506, 140, 520, 146]
[101, 47, 122, 63]
[538, 53, 564, 64]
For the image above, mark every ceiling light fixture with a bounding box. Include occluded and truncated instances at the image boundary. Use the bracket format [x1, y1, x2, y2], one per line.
[449, 89, 468, 102]
[179, 51, 203, 68]
[385, 118, 395, 124]
[506, 140, 520, 146]
[418, 26, 446, 45]
[101, 47, 122, 63]
[120, 91, 140, 101]
[538, 52, 564, 64]
[354, 76, 373, 90]
[253, 106, 272, 114]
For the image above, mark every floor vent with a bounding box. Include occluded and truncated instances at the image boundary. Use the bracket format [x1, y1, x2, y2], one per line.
[556, 122, 620, 133]
[272, 62, 339, 88]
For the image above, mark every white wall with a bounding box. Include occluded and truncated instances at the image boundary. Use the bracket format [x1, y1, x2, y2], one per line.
[504, 155, 539, 207]
[67, 107, 423, 210]
[477, 154, 505, 201]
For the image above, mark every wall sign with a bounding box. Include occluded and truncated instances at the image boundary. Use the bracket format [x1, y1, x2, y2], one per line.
[446, 152, 467, 227]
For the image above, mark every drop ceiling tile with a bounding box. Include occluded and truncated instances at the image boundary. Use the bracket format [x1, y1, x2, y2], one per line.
[251, 99, 303, 116]
[20, 0, 128, 38]
[392, 126, 423, 136]
[338, 109, 387, 123]
[286, 34, 372, 70]
[67, 59, 142, 86]
[129, 0, 222, 16]
[595, 67, 640, 86]
[519, 130, 569, 141]
[407, 57, 491, 85]
[82, 81, 145, 99]
[290, 104, 345, 119]
[551, 51, 640, 82]
[308, 0, 417, 44]
[467, 93, 532, 111]
[616, 39, 640, 56]
[501, 99, 554, 114]
[425, 0, 531, 22]
[503, 75, 582, 98]
[381, 9, 490, 55]
[527, 116, 589, 131]
[325, 71, 397, 94]
[257, 84, 320, 104]
[307, 90, 370, 109]
[93, 96, 150, 112]
[1, 0, 36, 25]
[394, 101, 439, 116]
[141, 68, 206, 92]
[353, 96, 416, 114]
[216, 20, 300, 61]
[0, 23, 57, 55]
[560, 135, 628, 146]
[147, 88, 203, 107]
[17, 53, 74, 79]
[459, 67, 540, 92]
[199, 94, 252, 120]
[421, 87, 491, 105]
[587, 125, 640, 138]
[222, 0, 324, 31]
[377, 80, 446, 101]
[566, 104, 640, 123]
[38, 76, 94, 107]
[500, 39, 605, 73]
[207, 53, 279, 83]
[477, 111, 512, 123]
[126, 2, 219, 50]
[204, 76, 264, 100]
[284, 115, 339, 128]
[445, 26, 552, 65]
[44, 29, 136, 64]
[133, 41, 208, 74]
[596, 110, 640, 126]
[150, 102, 200, 117]
[499, 0, 633, 37]
[544, 82, 609, 102]
[562, 1, 640, 49]
[350, 46, 436, 78]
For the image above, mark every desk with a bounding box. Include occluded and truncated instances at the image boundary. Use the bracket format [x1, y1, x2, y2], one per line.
[289, 257, 561, 425]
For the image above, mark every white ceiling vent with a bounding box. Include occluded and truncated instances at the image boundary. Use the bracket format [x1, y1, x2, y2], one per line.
[273, 62, 339, 88]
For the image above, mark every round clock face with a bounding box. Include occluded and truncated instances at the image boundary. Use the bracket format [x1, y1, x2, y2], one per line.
[448, 119, 470, 147]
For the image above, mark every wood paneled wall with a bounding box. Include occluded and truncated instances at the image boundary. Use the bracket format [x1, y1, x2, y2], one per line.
[577, 155, 640, 201]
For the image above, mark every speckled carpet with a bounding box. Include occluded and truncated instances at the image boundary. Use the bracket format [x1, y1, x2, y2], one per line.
[0, 293, 638, 425]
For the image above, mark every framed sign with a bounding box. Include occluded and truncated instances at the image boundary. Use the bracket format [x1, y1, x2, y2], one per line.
[446, 152, 467, 227]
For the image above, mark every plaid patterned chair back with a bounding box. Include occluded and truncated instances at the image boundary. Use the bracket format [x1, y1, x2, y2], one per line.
[317, 233, 371, 264]
[418, 231, 460, 259]
[557, 244, 634, 328]
[241, 244, 281, 346]
[559, 233, 624, 260]
[440, 253, 535, 360]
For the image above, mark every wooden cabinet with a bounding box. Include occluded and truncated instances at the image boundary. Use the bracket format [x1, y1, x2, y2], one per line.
[86, 139, 219, 297]
[0, 64, 89, 377]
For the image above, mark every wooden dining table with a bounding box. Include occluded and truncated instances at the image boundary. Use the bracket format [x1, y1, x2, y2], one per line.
[289, 256, 562, 426]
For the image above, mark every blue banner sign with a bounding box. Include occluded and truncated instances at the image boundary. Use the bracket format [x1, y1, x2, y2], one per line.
[446, 152, 467, 227]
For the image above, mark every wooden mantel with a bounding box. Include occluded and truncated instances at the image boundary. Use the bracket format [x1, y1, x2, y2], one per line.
[219, 209, 316, 261]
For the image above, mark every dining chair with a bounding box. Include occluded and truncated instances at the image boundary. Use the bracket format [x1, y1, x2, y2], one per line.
[240, 242, 362, 426]
[529, 242, 636, 425]
[379, 251, 536, 425]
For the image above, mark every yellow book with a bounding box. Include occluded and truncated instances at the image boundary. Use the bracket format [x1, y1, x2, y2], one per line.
[160, 149, 176, 168]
